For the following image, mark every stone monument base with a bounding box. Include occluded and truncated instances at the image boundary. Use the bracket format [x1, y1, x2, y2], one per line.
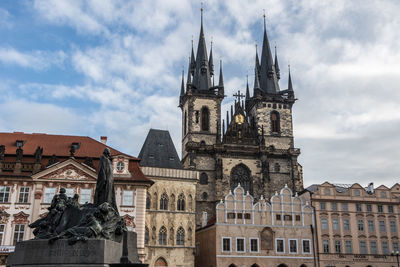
[6, 236, 147, 267]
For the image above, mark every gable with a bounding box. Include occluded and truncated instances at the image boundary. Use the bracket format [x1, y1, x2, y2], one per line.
[32, 159, 97, 181]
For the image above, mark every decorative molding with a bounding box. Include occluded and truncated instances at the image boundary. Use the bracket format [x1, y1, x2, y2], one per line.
[12, 211, 29, 224]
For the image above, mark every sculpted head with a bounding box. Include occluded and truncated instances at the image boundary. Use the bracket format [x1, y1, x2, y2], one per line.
[103, 148, 111, 158]
[59, 188, 66, 194]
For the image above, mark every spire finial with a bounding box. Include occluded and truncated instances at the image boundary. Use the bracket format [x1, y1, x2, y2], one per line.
[263, 9, 266, 30]
[201, 2, 204, 24]
[218, 59, 224, 87]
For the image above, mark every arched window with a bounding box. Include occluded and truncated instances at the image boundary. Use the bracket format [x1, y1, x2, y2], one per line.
[177, 194, 185, 211]
[274, 163, 280, 172]
[176, 227, 185, 245]
[155, 257, 168, 266]
[200, 172, 208, 184]
[201, 106, 209, 131]
[228, 264, 237, 267]
[251, 264, 260, 267]
[146, 194, 151, 210]
[277, 264, 288, 267]
[184, 111, 187, 135]
[159, 226, 167, 245]
[230, 164, 252, 195]
[145, 227, 149, 245]
[160, 193, 168, 210]
[271, 111, 280, 133]
[202, 192, 208, 200]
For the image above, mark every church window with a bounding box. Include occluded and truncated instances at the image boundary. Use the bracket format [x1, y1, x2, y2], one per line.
[155, 257, 167, 266]
[202, 192, 208, 200]
[271, 111, 280, 133]
[201, 107, 210, 131]
[279, 104, 282, 109]
[230, 164, 252, 194]
[146, 194, 151, 209]
[159, 226, 167, 245]
[195, 111, 199, 123]
[176, 227, 185, 245]
[273, 103, 277, 109]
[274, 163, 280, 172]
[268, 104, 271, 107]
[160, 193, 168, 210]
[200, 173, 208, 184]
[145, 227, 149, 245]
[177, 194, 185, 211]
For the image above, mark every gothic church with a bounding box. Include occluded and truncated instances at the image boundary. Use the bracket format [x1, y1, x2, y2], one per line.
[179, 12, 304, 226]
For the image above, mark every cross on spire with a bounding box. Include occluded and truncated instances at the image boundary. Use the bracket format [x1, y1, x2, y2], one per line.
[233, 90, 245, 102]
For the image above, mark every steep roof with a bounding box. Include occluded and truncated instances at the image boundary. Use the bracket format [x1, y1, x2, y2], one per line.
[138, 129, 182, 169]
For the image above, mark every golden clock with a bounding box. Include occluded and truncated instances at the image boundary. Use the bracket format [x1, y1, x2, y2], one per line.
[234, 114, 245, 125]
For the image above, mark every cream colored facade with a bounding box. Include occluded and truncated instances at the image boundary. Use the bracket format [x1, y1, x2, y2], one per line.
[142, 166, 198, 267]
[302, 182, 400, 267]
[0, 157, 150, 265]
[196, 184, 316, 267]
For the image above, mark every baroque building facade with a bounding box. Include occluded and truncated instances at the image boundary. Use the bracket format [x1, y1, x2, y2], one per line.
[301, 182, 400, 267]
[138, 129, 197, 267]
[0, 132, 153, 265]
[179, 12, 303, 226]
[195, 184, 316, 267]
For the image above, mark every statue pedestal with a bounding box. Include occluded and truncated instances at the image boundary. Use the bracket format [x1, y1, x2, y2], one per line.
[6, 233, 147, 267]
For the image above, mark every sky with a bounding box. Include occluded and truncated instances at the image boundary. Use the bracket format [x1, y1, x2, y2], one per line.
[0, 0, 399, 188]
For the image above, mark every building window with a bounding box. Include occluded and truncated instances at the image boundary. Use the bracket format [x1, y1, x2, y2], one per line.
[146, 194, 151, 210]
[358, 220, 364, 231]
[388, 205, 394, 213]
[160, 193, 168, 210]
[289, 239, 298, 253]
[333, 218, 339, 231]
[145, 227, 149, 245]
[250, 238, 259, 252]
[321, 218, 328, 230]
[18, 186, 30, 203]
[122, 190, 133, 206]
[341, 203, 348, 211]
[359, 241, 367, 254]
[343, 219, 350, 231]
[323, 240, 330, 253]
[320, 202, 326, 211]
[176, 227, 185, 246]
[345, 240, 352, 254]
[377, 205, 383, 213]
[274, 163, 280, 172]
[276, 214, 281, 221]
[370, 241, 377, 254]
[379, 221, 386, 232]
[303, 240, 311, 254]
[354, 189, 360, 196]
[335, 240, 341, 253]
[381, 191, 387, 198]
[79, 189, 92, 204]
[271, 111, 280, 133]
[331, 202, 337, 211]
[0, 186, 11, 203]
[200, 173, 208, 185]
[201, 107, 210, 131]
[158, 227, 167, 245]
[177, 194, 185, 211]
[195, 110, 199, 123]
[230, 164, 252, 195]
[356, 203, 362, 212]
[368, 220, 375, 232]
[366, 204, 372, 212]
[324, 188, 331, 195]
[227, 213, 235, 219]
[295, 215, 301, 221]
[116, 161, 125, 172]
[44, 187, 56, 203]
[393, 242, 399, 252]
[382, 241, 389, 254]
[65, 188, 74, 198]
[284, 215, 292, 221]
[222, 237, 231, 252]
[236, 238, 245, 252]
[0, 224, 5, 245]
[390, 221, 397, 233]
[201, 192, 208, 200]
[13, 224, 25, 245]
[276, 239, 285, 253]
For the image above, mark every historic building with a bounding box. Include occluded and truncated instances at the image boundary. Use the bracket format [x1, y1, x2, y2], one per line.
[0, 132, 153, 264]
[179, 11, 303, 226]
[138, 129, 197, 267]
[195, 184, 316, 267]
[301, 182, 400, 267]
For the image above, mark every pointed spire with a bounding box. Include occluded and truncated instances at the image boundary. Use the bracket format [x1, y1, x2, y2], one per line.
[226, 110, 229, 127]
[274, 45, 280, 80]
[245, 75, 250, 101]
[254, 66, 260, 90]
[222, 119, 225, 136]
[218, 60, 224, 87]
[230, 105, 234, 120]
[186, 56, 192, 85]
[190, 40, 196, 75]
[192, 5, 211, 91]
[180, 69, 185, 96]
[288, 65, 293, 91]
[209, 40, 214, 76]
[255, 44, 260, 75]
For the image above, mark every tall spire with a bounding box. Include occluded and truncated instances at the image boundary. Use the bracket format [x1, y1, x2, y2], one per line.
[274, 45, 280, 80]
[190, 40, 195, 75]
[209, 40, 214, 76]
[288, 65, 293, 92]
[255, 44, 260, 76]
[259, 12, 279, 93]
[186, 56, 192, 85]
[192, 5, 211, 91]
[245, 75, 250, 101]
[180, 69, 185, 96]
[254, 65, 260, 90]
[218, 60, 224, 87]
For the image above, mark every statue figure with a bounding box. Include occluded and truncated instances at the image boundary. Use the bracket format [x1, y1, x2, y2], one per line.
[94, 148, 118, 212]
[0, 145, 5, 161]
[34, 146, 43, 163]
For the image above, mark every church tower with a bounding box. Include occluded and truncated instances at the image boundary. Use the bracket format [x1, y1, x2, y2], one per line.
[180, 12, 303, 227]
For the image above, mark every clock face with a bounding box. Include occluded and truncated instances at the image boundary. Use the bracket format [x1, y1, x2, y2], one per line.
[116, 161, 125, 171]
[235, 114, 245, 125]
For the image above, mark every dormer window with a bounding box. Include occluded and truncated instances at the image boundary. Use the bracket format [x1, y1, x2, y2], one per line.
[16, 140, 25, 148]
[116, 161, 125, 172]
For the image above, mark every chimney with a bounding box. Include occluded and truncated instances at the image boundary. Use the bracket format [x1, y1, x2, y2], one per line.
[367, 182, 374, 194]
[100, 136, 107, 145]
[202, 211, 208, 228]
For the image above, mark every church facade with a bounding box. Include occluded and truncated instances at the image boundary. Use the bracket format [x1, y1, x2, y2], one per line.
[179, 12, 304, 226]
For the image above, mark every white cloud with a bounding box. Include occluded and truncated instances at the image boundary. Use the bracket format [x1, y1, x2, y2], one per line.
[0, 48, 66, 70]
[0, 8, 12, 29]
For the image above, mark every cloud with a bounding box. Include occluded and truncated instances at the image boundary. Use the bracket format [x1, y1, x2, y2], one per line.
[0, 48, 66, 70]
[0, 8, 12, 29]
